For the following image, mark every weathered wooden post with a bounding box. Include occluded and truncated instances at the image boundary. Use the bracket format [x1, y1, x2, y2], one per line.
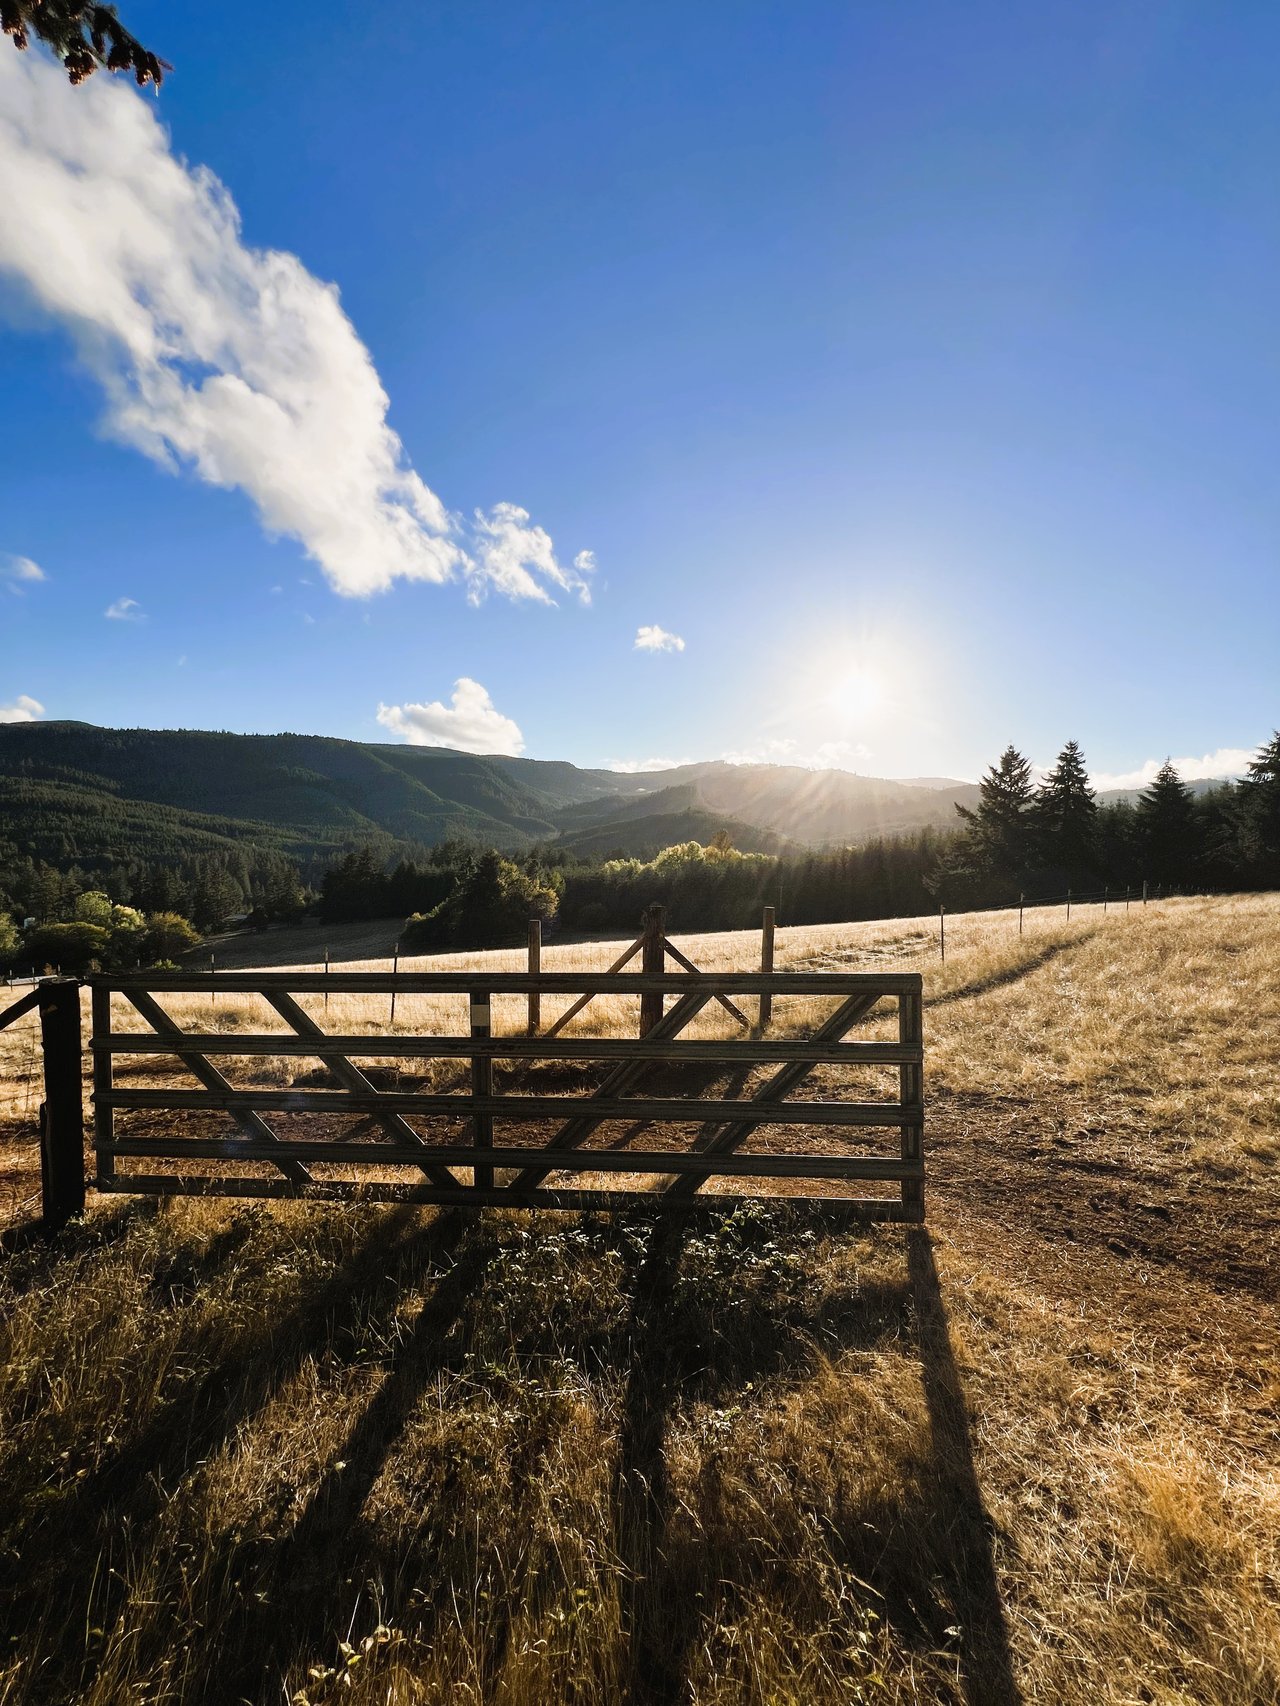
[390, 941, 399, 1027]
[527, 918, 541, 1036]
[938, 904, 946, 963]
[1066, 889, 1072, 922]
[1018, 893, 1024, 937]
[38, 978, 84, 1228]
[90, 983, 114, 1193]
[758, 904, 776, 1032]
[898, 981, 924, 1222]
[470, 989, 493, 1189]
[639, 903, 665, 1037]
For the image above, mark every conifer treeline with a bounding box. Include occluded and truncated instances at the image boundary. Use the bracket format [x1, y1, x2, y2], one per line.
[933, 733, 1280, 905]
[5, 734, 1279, 960]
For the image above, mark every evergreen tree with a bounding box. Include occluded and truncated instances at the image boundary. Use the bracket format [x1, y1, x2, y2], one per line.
[1033, 740, 1098, 882]
[1135, 760, 1198, 889]
[955, 745, 1035, 882]
[2, 2, 166, 87]
[1238, 730, 1280, 882]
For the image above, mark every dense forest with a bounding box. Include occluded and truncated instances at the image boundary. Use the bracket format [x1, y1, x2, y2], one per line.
[3, 734, 1277, 969]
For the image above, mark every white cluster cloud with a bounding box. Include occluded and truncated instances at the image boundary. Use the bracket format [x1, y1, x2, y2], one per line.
[2, 554, 45, 589]
[1091, 748, 1254, 792]
[0, 694, 44, 724]
[376, 678, 524, 755]
[105, 596, 143, 620]
[467, 506, 592, 606]
[634, 624, 685, 653]
[0, 50, 589, 605]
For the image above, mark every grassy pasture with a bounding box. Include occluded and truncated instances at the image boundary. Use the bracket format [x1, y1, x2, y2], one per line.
[0, 894, 1277, 1703]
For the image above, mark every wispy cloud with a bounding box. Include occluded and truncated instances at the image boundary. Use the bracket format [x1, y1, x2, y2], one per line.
[2, 554, 45, 591]
[1091, 748, 1253, 792]
[467, 505, 592, 606]
[376, 679, 524, 756]
[720, 737, 871, 771]
[0, 50, 590, 605]
[0, 694, 43, 724]
[634, 624, 685, 653]
[607, 756, 691, 773]
[104, 596, 143, 621]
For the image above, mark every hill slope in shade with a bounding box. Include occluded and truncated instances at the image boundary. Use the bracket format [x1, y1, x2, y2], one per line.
[0, 723, 977, 873]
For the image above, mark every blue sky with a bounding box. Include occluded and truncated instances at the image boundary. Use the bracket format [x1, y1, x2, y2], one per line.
[2, 0, 1277, 788]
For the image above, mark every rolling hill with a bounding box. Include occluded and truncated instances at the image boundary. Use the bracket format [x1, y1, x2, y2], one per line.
[0, 722, 977, 875]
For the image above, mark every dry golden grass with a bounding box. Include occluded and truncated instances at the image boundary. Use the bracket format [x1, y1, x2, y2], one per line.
[0, 893, 1277, 1704]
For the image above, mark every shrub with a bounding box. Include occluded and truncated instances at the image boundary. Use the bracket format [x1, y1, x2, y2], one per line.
[143, 911, 201, 963]
[21, 921, 111, 975]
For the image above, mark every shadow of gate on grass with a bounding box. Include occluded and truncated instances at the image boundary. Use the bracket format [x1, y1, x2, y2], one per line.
[3, 1206, 1020, 1706]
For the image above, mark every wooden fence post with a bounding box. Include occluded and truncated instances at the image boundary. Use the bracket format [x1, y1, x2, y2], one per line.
[938, 904, 945, 963]
[1018, 893, 1024, 937]
[758, 904, 776, 1032]
[898, 986, 924, 1222]
[471, 989, 493, 1189]
[1066, 889, 1072, 922]
[527, 918, 541, 1036]
[390, 942, 399, 1027]
[90, 983, 114, 1190]
[639, 903, 665, 1037]
[38, 978, 84, 1228]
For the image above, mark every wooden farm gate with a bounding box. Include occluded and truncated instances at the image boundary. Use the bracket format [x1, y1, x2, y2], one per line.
[16, 955, 925, 1224]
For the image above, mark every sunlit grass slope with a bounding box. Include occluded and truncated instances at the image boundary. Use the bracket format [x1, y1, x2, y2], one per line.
[0, 894, 1277, 1703]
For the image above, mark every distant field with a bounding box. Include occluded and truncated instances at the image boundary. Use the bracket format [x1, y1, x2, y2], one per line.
[0, 894, 1277, 1703]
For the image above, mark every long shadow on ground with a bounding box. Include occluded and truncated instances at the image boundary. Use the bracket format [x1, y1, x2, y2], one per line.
[611, 1216, 1022, 1706]
[2, 1208, 1020, 1706]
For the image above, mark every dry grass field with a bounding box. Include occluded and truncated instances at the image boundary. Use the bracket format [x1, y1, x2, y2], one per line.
[0, 893, 1277, 1704]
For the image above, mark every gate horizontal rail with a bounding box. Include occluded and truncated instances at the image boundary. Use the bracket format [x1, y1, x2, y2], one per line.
[83, 966, 926, 1221]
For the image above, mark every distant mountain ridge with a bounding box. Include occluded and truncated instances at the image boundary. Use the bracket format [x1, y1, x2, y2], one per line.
[0, 722, 980, 874]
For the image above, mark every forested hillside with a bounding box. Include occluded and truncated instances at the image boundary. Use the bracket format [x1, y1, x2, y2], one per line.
[0, 722, 979, 878]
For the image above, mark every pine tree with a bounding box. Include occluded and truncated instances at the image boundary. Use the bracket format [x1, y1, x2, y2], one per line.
[1033, 740, 1098, 883]
[1238, 730, 1280, 881]
[1135, 760, 1197, 889]
[2, 1, 166, 87]
[955, 745, 1035, 882]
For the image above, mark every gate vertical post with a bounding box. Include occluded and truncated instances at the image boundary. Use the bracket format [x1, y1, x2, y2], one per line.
[38, 977, 85, 1228]
[639, 903, 665, 1037]
[527, 918, 541, 1036]
[758, 905, 776, 1032]
[898, 983, 924, 1222]
[90, 983, 115, 1187]
[471, 989, 494, 1189]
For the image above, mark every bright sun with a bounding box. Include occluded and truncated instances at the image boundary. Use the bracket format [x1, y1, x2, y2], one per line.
[825, 667, 886, 722]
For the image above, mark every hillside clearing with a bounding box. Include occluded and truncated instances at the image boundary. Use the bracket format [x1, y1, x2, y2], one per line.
[0, 894, 1277, 1704]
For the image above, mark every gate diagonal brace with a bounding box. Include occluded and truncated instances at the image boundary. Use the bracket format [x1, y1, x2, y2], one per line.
[663, 990, 887, 1198]
[262, 992, 460, 1189]
[123, 989, 312, 1186]
[509, 989, 717, 1191]
[662, 938, 751, 1029]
